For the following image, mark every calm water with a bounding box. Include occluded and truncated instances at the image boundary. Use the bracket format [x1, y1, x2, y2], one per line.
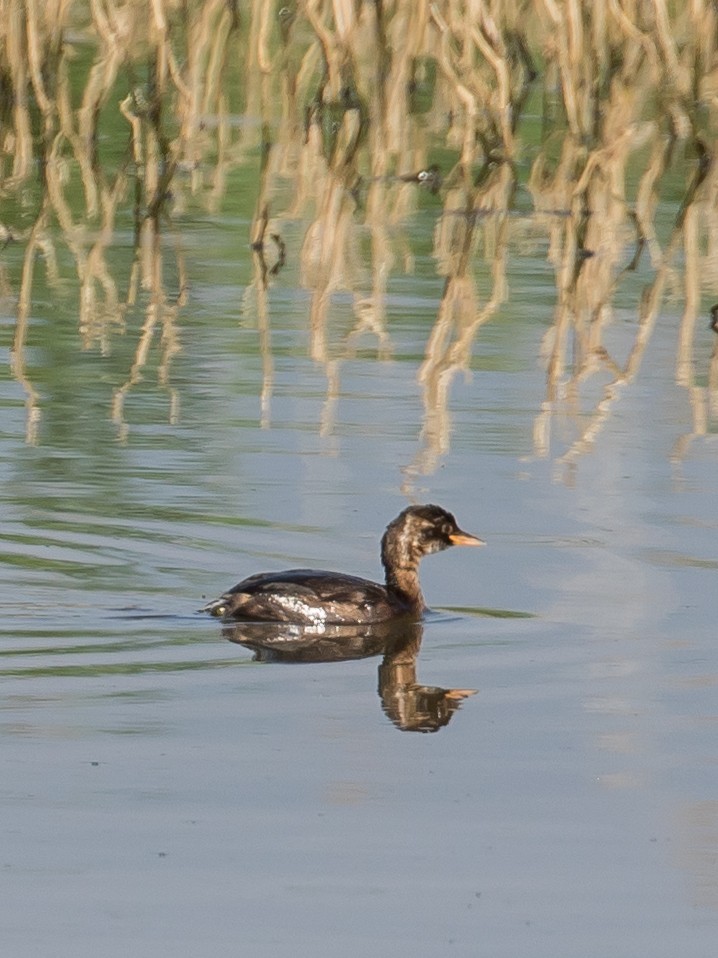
[2, 197, 717, 956]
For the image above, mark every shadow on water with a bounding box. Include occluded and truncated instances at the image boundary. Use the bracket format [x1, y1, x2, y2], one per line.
[437, 606, 535, 619]
[222, 619, 476, 734]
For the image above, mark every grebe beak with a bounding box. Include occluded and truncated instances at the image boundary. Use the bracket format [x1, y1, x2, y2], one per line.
[449, 531, 485, 547]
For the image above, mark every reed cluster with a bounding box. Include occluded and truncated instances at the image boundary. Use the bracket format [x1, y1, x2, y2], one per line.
[3, 1, 718, 468]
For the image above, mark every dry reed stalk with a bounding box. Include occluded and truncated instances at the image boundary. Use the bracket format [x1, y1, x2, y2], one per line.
[253, 249, 276, 430]
[246, 122, 277, 427]
[3, 0, 34, 182]
[547, 119, 714, 474]
[469, 5, 514, 155]
[38, 110, 129, 353]
[243, 0, 278, 126]
[24, 0, 63, 139]
[73, 1, 134, 218]
[653, 0, 691, 94]
[353, 182, 393, 351]
[79, 172, 129, 351]
[177, 0, 235, 163]
[373, 1, 430, 162]
[409, 161, 512, 477]
[709, 338, 718, 421]
[531, 157, 630, 456]
[2, 3, 230, 441]
[4, 0, 718, 458]
[607, 0, 661, 77]
[38, 128, 125, 351]
[304, 198, 360, 360]
[669, 142, 718, 444]
[524, 0, 718, 470]
[676, 203, 701, 387]
[301, 0, 354, 102]
[11, 208, 52, 445]
[702, 149, 718, 260]
[430, 7, 485, 169]
[111, 222, 184, 441]
[298, 106, 364, 356]
[634, 136, 674, 269]
[539, 0, 584, 138]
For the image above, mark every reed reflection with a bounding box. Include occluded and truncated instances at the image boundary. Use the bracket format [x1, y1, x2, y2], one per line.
[222, 619, 476, 734]
[6, 1, 718, 470]
[530, 118, 718, 481]
[405, 161, 513, 487]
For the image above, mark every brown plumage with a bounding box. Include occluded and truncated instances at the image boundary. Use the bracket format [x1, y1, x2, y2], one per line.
[202, 504, 483, 625]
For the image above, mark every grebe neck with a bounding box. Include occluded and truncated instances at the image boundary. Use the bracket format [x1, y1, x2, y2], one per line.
[381, 530, 425, 612]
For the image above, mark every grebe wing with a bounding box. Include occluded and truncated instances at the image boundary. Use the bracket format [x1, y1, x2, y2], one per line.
[203, 569, 404, 624]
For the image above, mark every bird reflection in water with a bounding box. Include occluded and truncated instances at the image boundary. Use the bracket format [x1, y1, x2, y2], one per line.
[221, 620, 476, 733]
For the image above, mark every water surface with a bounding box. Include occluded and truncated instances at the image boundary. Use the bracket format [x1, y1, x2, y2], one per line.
[2, 229, 717, 955]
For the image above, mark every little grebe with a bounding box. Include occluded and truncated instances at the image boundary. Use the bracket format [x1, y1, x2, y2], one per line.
[202, 504, 483, 625]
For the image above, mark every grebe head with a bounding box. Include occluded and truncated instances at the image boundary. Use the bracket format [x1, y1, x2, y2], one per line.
[381, 504, 484, 572]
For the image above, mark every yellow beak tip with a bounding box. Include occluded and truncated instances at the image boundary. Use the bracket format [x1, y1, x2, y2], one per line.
[449, 533, 485, 547]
